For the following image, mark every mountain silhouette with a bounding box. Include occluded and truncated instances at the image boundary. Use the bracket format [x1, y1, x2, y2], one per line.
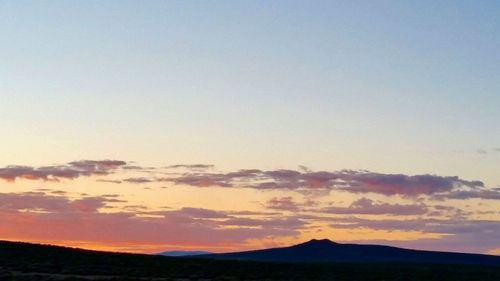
[157, 250, 211, 257]
[2, 240, 500, 280]
[201, 239, 500, 265]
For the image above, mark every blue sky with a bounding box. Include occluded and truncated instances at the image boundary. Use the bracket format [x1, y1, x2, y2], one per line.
[2, 1, 500, 182]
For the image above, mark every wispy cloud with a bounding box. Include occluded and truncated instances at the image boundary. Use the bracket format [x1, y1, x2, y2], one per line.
[96, 179, 123, 184]
[265, 197, 428, 216]
[0, 192, 123, 213]
[265, 197, 317, 212]
[0, 160, 126, 182]
[1, 161, 498, 253]
[123, 177, 153, 184]
[266, 197, 301, 212]
[165, 164, 214, 170]
[433, 188, 500, 200]
[161, 168, 492, 199]
[322, 198, 428, 215]
[329, 216, 500, 254]
[0, 188, 497, 254]
[476, 147, 500, 155]
[477, 149, 488, 155]
[2, 160, 498, 200]
[0, 192, 303, 252]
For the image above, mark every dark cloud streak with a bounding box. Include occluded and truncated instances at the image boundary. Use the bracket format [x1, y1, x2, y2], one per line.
[162, 168, 490, 199]
[323, 198, 428, 215]
[0, 160, 126, 182]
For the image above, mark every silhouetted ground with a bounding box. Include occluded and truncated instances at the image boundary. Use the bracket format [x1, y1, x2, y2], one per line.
[1, 240, 499, 281]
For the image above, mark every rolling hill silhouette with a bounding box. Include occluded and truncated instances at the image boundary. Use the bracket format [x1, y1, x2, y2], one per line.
[202, 239, 500, 265]
[157, 250, 211, 256]
[1, 240, 500, 280]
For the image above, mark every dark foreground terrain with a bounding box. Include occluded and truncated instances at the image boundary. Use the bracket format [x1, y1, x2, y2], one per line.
[1, 240, 500, 281]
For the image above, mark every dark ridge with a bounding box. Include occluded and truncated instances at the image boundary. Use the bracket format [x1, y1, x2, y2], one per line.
[1, 240, 500, 280]
[157, 250, 211, 257]
[201, 239, 500, 265]
[295, 238, 339, 247]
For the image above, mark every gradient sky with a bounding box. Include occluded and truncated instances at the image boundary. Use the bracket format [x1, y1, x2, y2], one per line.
[1, 1, 499, 254]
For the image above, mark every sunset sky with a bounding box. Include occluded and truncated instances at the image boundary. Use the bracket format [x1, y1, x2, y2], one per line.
[1, 1, 499, 255]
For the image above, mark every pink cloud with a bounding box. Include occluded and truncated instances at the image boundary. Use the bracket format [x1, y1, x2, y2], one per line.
[0, 160, 126, 182]
[162, 168, 492, 199]
[3, 160, 495, 200]
[266, 197, 300, 212]
[323, 198, 428, 215]
[0, 192, 302, 252]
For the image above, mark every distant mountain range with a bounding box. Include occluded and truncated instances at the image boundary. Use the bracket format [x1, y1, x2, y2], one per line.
[157, 250, 211, 257]
[200, 239, 500, 265]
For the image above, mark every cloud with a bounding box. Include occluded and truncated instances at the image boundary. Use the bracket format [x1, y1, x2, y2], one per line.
[265, 197, 316, 212]
[160, 173, 233, 187]
[220, 217, 305, 230]
[4, 161, 494, 200]
[0, 192, 303, 252]
[96, 179, 123, 184]
[0, 192, 122, 213]
[164, 207, 229, 219]
[266, 197, 300, 212]
[427, 205, 470, 218]
[323, 198, 428, 215]
[160, 169, 262, 187]
[123, 177, 153, 184]
[476, 148, 500, 154]
[477, 149, 488, 155]
[68, 160, 126, 171]
[329, 217, 500, 254]
[165, 164, 214, 169]
[0, 189, 497, 254]
[329, 216, 500, 236]
[434, 188, 500, 200]
[0, 160, 126, 182]
[2, 161, 497, 253]
[341, 173, 483, 196]
[122, 165, 151, 170]
[162, 168, 488, 198]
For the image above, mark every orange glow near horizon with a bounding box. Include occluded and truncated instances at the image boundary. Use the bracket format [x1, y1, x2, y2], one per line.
[0, 162, 499, 255]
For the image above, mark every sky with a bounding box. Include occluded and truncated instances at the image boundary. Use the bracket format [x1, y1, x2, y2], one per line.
[1, 0, 499, 254]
